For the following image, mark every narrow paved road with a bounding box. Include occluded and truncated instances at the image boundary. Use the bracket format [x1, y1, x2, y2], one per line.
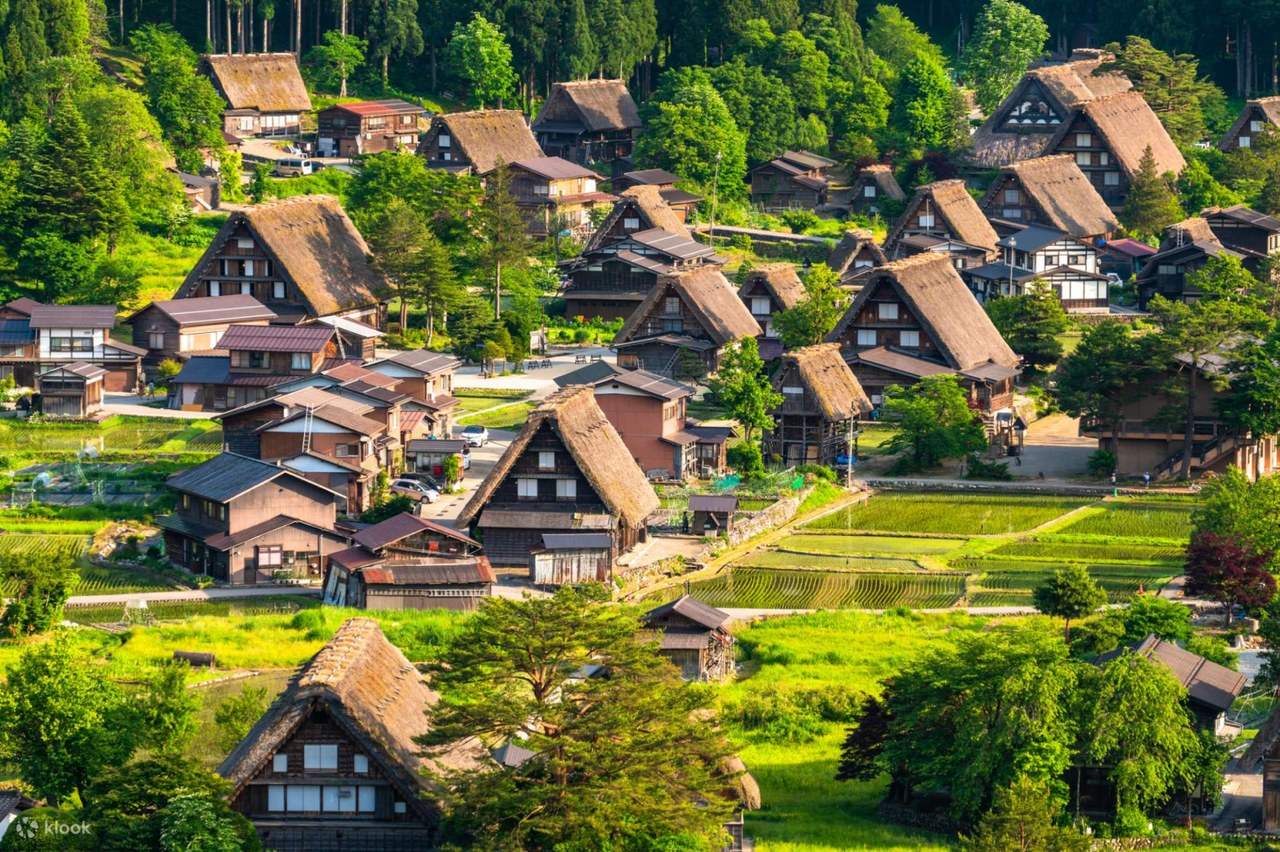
[102, 393, 216, 419]
[66, 585, 321, 606]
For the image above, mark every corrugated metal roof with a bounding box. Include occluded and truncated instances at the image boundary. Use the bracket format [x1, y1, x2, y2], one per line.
[5, 298, 41, 316]
[554, 361, 624, 388]
[354, 511, 479, 551]
[622, 168, 680, 186]
[315, 315, 385, 339]
[362, 559, 494, 585]
[27, 304, 117, 329]
[166, 452, 289, 501]
[689, 494, 738, 513]
[205, 514, 341, 550]
[267, 403, 385, 436]
[171, 356, 231, 385]
[602, 369, 693, 400]
[539, 532, 612, 550]
[141, 295, 276, 326]
[218, 323, 334, 352]
[41, 361, 107, 380]
[513, 156, 597, 180]
[370, 349, 462, 375]
[405, 439, 468, 454]
[477, 509, 614, 529]
[327, 98, 424, 117]
[643, 594, 730, 630]
[629, 228, 716, 260]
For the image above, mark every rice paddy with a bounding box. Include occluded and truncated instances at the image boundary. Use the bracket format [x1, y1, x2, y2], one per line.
[1054, 502, 1193, 540]
[651, 567, 965, 610]
[0, 530, 182, 596]
[804, 493, 1092, 535]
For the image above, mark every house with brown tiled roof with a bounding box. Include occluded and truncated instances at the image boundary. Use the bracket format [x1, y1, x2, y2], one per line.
[174, 195, 386, 327]
[418, 109, 543, 175]
[126, 294, 277, 375]
[508, 156, 615, 238]
[456, 386, 660, 566]
[199, 53, 311, 138]
[613, 267, 762, 379]
[750, 150, 838, 212]
[826, 253, 1020, 423]
[0, 300, 144, 391]
[1220, 96, 1280, 152]
[763, 343, 872, 466]
[533, 79, 642, 165]
[316, 99, 424, 157]
[979, 154, 1119, 240]
[884, 180, 999, 269]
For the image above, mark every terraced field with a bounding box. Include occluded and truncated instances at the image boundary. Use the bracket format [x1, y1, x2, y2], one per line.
[650, 567, 964, 610]
[955, 558, 1177, 607]
[0, 532, 179, 596]
[1055, 502, 1192, 540]
[779, 533, 965, 555]
[738, 550, 925, 572]
[805, 493, 1091, 535]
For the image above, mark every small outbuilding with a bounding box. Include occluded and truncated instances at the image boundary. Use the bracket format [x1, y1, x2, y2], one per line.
[641, 594, 735, 681]
[36, 361, 106, 419]
[688, 494, 738, 536]
[528, 532, 613, 586]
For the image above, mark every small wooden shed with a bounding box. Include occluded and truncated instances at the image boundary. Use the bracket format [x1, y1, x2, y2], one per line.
[641, 595, 735, 681]
[529, 532, 613, 586]
[36, 362, 106, 418]
[689, 494, 738, 536]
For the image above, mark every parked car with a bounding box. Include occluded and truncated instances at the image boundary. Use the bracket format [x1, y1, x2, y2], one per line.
[390, 478, 440, 503]
[273, 157, 315, 177]
[399, 472, 443, 490]
[462, 425, 489, 447]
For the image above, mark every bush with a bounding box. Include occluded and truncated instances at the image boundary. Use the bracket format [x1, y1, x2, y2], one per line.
[780, 209, 820, 233]
[794, 463, 836, 482]
[573, 328, 592, 343]
[1088, 449, 1118, 477]
[727, 442, 765, 476]
[729, 233, 753, 251]
[963, 454, 1013, 481]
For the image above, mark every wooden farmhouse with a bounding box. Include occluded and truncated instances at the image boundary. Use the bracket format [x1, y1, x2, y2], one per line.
[1202, 205, 1280, 256]
[738, 264, 806, 343]
[640, 595, 735, 681]
[217, 618, 481, 850]
[555, 362, 730, 479]
[455, 386, 660, 567]
[968, 49, 1132, 168]
[1220, 96, 1280, 151]
[1080, 348, 1280, 481]
[35, 362, 106, 419]
[529, 532, 614, 586]
[837, 164, 905, 216]
[364, 349, 460, 435]
[763, 343, 872, 466]
[585, 185, 691, 252]
[508, 156, 615, 238]
[883, 180, 999, 269]
[168, 323, 343, 411]
[964, 224, 1110, 312]
[827, 230, 888, 285]
[126, 294, 276, 375]
[322, 513, 493, 611]
[610, 168, 701, 220]
[316, 99, 425, 157]
[688, 494, 737, 537]
[1096, 635, 1244, 734]
[532, 79, 642, 164]
[0, 301, 143, 390]
[613, 267, 762, 379]
[259, 402, 393, 514]
[749, 150, 837, 212]
[562, 227, 722, 321]
[174, 195, 386, 327]
[175, 169, 220, 211]
[158, 452, 348, 584]
[979, 154, 1119, 240]
[418, 109, 544, 175]
[826, 253, 1021, 420]
[1134, 217, 1261, 309]
[199, 53, 311, 138]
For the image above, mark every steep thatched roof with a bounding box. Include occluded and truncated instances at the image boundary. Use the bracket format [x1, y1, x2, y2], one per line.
[886, 180, 999, 256]
[1060, 92, 1186, 177]
[615, 267, 761, 347]
[217, 618, 482, 810]
[739, 264, 806, 310]
[200, 53, 311, 113]
[585, 185, 690, 251]
[457, 387, 659, 528]
[986, 155, 1118, 238]
[1164, 216, 1218, 246]
[827, 230, 888, 277]
[854, 164, 905, 200]
[178, 196, 383, 317]
[433, 110, 543, 175]
[781, 343, 872, 420]
[1221, 96, 1280, 148]
[534, 79, 641, 132]
[829, 253, 1019, 372]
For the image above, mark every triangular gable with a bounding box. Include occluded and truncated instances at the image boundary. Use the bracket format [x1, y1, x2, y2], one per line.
[990, 75, 1071, 132]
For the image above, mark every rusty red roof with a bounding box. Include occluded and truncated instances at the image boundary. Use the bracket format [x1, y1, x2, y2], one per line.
[218, 323, 335, 352]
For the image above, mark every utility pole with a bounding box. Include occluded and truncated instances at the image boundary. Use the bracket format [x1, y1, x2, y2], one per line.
[708, 149, 723, 246]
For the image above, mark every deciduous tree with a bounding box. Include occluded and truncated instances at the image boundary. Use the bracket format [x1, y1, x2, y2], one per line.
[1184, 530, 1276, 623]
[962, 776, 1088, 852]
[305, 30, 366, 96]
[882, 374, 987, 471]
[890, 55, 964, 155]
[1033, 564, 1107, 642]
[773, 263, 847, 348]
[1054, 321, 1159, 452]
[959, 0, 1049, 114]
[0, 548, 75, 635]
[635, 67, 747, 200]
[445, 13, 516, 107]
[709, 336, 782, 446]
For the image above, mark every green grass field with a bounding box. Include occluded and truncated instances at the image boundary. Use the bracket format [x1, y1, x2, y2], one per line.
[988, 537, 1185, 564]
[0, 416, 222, 455]
[805, 493, 1091, 535]
[120, 221, 225, 308]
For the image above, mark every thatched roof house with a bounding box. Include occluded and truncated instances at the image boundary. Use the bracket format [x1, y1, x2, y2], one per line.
[839, 164, 906, 214]
[200, 53, 311, 137]
[738, 264, 806, 312]
[218, 618, 482, 847]
[533, 79, 642, 164]
[980, 154, 1119, 239]
[1221, 96, 1280, 151]
[884, 180, 999, 260]
[827, 230, 888, 281]
[1055, 91, 1185, 179]
[764, 343, 871, 465]
[175, 195, 384, 325]
[585, 185, 691, 251]
[780, 343, 872, 420]
[419, 109, 544, 175]
[457, 386, 659, 565]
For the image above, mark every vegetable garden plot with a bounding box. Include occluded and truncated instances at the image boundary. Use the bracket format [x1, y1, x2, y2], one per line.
[647, 567, 964, 609]
[1055, 502, 1193, 540]
[803, 493, 1091, 535]
[0, 534, 178, 596]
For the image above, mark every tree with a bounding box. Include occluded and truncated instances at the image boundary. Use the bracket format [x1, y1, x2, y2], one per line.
[635, 67, 748, 200]
[960, 0, 1049, 114]
[772, 29, 829, 115]
[1218, 326, 1280, 438]
[984, 281, 1069, 372]
[1193, 468, 1280, 569]
[864, 3, 945, 95]
[131, 25, 227, 173]
[417, 587, 737, 848]
[890, 55, 964, 154]
[366, 198, 459, 343]
[1033, 564, 1106, 642]
[1184, 530, 1276, 623]
[1177, 156, 1242, 214]
[366, 0, 422, 85]
[305, 30, 366, 96]
[708, 59, 797, 164]
[1172, 730, 1229, 826]
[1117, 594, 1192, 644]
[0, 548, 75, 635]
[133, 663, 200, 753]
[1120, 146, 1183, 240]
[157, 792, 256, 851]
[1101, 36, 1223, 146]
[881, 374, 987, 472]
[476, 163, 532, 320]
[773, 264, 847, 348]
[445, 13, 516, 108]
[1054, 321, 1159, 453]
[708, 337, 782, 447]
[213, 685, 269, 753]
[962, 776, 1088, 852]
[0, 638, 136, 804]
[248, 161, 272, 202]
[835, 694, 888, 782]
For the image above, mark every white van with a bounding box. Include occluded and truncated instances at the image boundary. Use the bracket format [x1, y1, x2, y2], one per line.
[273, 158, 315, 177]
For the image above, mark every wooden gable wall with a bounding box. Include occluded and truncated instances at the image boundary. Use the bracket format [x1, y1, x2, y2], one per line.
[486, 420, 608, 511]
[830, 278, 944, 363]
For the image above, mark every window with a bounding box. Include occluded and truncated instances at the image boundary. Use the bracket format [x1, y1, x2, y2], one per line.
[181, 494, 190, 509]
[1075, 132, 1092, 147]
[258, 545, 282, 567]
[237, 238, 254, 249]
[335, 443, 357, 457]
[664, 297, 681, 315]
[1240, 136, 1252, 149]
[442, 152, 452, 161]
[291, 352, 311, 370]
[533, 184, 549, 195]
[1003, 188, 1019, 203]
[863, 185, 876, 198]
[287, 785, 322, 811]
[1104, 171, 1120, 186]
[394, 801, 407, 815]
[877, 302, 898, 320]
[1075, 152, 1091, 166]
[870, 393, 883, 405]
[917, 213, 935, 228]
[273, 753, 288, 772]
[323, 786, 358, 813]
[359, 786, 377, 812]
[899, 330, 920, 348]
[1002, 208, 1022, 219]
[268, 785, 286, 811]
[1068, 254, 1086, 266]
[661, 318, 683, 333]
[623, 217, 640, 229]
[782, 386, 804, 395]
[517, 478, 538, 499]
[1158, 263, 1180, 275]
[273, 281, 286, 299]
[538, 451, 555, 470]
[556, 479, 577, 499]
[303, 744, 338, 770]
[242, 259, 254, 277]
[238, 116, 254, 131]
[208, 281, 221, 297]
[854, 259, 873, 269]
[438, 133, 451, 147]
[149, 332, 165, 349]
[50, 337, 93, 354]
[856, 329, 877, 346]
[1098, 152, 1109, 165]
[1252, 120, 1265, 132]
[750, 296, 770, 315]
[353, 754, 368, 774]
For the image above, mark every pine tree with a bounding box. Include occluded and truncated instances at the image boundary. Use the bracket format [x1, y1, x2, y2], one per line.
[560, 0, 595, 79]
[476, 162, 531, 320]
[1121, 145, 1183, 240]
[367, 0, 423, 85]
[41, 0, 90, 57]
